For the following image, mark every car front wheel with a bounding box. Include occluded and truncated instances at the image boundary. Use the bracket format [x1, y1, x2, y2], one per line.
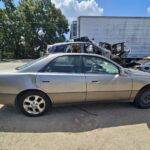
[18, 91, 51, 117]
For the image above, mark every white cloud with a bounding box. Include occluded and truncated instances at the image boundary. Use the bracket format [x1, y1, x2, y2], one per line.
[52, 0, 104, 21]
[147, 7, 150, 14]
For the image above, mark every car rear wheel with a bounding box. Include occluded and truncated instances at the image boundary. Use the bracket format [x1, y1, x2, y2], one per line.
[18, 91, 51, 117]
[134, 88, 150, 108]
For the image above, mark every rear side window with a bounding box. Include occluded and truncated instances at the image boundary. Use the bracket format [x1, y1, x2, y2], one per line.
[44, 55, 82, 73]
[48, 46, 55, 53]
[48, 45, 67, 53]
[55, 45, 67, 52]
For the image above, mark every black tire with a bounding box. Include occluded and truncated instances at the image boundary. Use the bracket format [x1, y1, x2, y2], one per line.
[134, 88, 150, 109]
[18, 91, 51, 117]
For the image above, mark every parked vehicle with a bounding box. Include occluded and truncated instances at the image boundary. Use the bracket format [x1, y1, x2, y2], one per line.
[47, 38, 111, 58]
[1, 53, 150, 116]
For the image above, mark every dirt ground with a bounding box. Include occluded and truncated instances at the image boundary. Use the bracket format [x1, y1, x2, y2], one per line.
[0, 60, 150, 150]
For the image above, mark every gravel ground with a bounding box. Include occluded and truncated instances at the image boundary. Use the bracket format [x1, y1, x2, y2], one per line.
[0, 60, 150, 150]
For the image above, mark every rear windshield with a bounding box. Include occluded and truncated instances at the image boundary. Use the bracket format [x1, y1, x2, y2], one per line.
[16, 55, 48, 70]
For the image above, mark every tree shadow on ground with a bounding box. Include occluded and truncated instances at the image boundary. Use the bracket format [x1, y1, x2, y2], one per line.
[0, 102, 150, 133]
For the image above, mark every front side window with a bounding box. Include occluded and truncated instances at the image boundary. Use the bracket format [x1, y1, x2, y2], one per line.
[44, 55, 82, 73]
[83, 56, 119, 74]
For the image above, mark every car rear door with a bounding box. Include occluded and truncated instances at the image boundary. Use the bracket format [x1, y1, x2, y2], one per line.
[83, 55, 132, 101]
[36, 55, 86, 104]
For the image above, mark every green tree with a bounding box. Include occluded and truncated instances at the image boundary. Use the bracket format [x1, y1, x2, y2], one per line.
[0, 0, 20, 58]
[0, 0, 69, 58]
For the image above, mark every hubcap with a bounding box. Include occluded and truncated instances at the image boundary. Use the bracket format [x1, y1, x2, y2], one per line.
[143, 94, 150, 104]
[23, 95, 46, 115]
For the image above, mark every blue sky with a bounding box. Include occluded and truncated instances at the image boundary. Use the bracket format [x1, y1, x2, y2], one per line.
[1, 0, 150, 17]
[100, 0, 150, 16]
[1, 0, 149, 40]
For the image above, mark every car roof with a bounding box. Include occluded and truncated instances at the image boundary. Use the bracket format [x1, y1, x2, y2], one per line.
[47, 53, 99, 57]
[47, 41, 88, 47]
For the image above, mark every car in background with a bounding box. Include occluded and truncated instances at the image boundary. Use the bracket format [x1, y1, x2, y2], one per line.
[1, 53, 150, 117]
[47, 41, 111, 58]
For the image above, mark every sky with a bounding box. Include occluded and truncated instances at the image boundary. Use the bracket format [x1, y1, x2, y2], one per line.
[51, 0, 150, 22]
[0, 0, 150, 39]
[0, 0, 150, 22]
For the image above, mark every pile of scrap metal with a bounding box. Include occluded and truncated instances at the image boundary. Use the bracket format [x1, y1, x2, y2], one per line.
[74, 37, 140, 67]
[99, 41, 150, 72]
[134, 57, 150, 73]
[99, 41, 140, 67]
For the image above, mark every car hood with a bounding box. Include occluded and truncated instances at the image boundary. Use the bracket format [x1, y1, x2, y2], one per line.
[126, 68, 150, 77]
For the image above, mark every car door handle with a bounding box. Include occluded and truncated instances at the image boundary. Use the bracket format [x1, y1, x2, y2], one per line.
[42, 80, 50, 83]
[91, 81, 101, 83]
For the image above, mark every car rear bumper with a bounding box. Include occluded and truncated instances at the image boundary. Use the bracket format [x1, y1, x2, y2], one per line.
[0, 94, 16, 105]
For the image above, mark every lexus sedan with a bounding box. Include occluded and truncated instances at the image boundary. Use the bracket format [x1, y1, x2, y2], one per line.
[1, 53, 150, 116]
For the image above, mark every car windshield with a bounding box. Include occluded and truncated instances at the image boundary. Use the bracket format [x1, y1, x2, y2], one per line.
[16, 55, 48, 70]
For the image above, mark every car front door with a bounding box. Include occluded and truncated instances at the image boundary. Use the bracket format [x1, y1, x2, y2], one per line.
[36, 55, 86, 104]
[83, 55, 132, 101]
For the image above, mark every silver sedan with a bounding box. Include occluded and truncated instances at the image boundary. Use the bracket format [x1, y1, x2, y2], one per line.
[0, 53, 150, 116]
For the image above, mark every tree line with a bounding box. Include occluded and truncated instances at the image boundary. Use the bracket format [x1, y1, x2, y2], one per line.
[0, 0, 69, 59]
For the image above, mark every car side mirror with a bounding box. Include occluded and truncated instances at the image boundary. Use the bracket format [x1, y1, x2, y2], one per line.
[120, 69, 127, 76]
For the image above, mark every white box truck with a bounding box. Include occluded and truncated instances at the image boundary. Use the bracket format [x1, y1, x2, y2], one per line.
[71, 16, 150, 59]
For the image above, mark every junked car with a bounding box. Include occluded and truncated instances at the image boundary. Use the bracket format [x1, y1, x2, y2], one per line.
[47, 37, 140, 68]
[1, 53, 150, 117]
[47, 40, 111, 58]
[99, 41, 141, 67]
[135, 63, 150, 73]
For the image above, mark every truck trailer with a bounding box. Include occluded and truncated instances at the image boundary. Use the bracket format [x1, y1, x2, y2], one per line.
[70, 16, 150, 59]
